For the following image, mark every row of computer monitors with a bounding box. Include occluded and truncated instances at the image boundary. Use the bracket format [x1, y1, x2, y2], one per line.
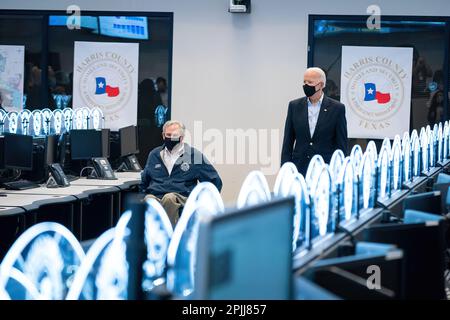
[196, 195, 446, 299]
[277, 121, 450, 247]
[0, 125, 138, 172]
[0, 107, 105, 137]
[331, 120, 450, 197]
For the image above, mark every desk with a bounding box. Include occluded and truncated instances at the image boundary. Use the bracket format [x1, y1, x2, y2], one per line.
[0, 184, 125, 241]
[114, 171, 142, 180]
[70, 176, 140, 191]
[0, 174, 143, 241]
[293, 207, 384, 274]
[69, 175, 142, 221]
[294, 162, 449, 275]
[404, 176, 428, 191]
[422, 166, 442, 179]
[0, 206, 27, 259]
[0, 206, 26, 240]
[390, 166, 445, 215]
[0, 193, 77, 229]
[0, 192, 76, 210]
[0, 205, 27, 217]
[437, 159, 450, 168]
[2, 185, 119, 200]
[377, 189, 410, 215]
[0, 194, 76, 259]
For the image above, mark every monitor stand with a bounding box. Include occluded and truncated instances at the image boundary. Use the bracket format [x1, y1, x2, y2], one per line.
[117, 154, 142, 172]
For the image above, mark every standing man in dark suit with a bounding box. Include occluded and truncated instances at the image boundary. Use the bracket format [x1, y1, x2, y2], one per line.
[281, 67, 348, 175]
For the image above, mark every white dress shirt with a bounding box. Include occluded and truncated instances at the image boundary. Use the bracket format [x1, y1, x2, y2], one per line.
[160, 142, 184, 175]
[307, 94, 324, 137]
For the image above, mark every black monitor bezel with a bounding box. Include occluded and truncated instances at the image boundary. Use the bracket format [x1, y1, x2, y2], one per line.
[3, 133, 33, 171]
[195, 196, 295, 300]
[119, 125, 139, 157]
[70, 129, 103, 160]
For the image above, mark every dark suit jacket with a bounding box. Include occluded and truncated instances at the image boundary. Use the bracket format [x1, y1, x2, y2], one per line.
[281, 95, 348, 175]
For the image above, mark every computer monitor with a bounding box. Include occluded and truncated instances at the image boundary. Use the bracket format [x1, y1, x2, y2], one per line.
[119, 125, 138, 157]
[44, 134, 58, 165]
[432, 183, 450, 213]
[304, 242, 403, 299]
[70, 129, 109, 160]
[3, 133, 33, 171]
[194, 197, 294, 300]
[436, 172, 450, 184]
[402, 191, 441, 215]
[364, 211, 446, 299]
[101, 129, 110, 158]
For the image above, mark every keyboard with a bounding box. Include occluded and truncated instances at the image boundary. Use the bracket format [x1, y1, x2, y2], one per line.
[3, 180, 41, 190]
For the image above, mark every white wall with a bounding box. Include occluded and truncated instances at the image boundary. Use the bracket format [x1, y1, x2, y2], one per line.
[2, 0, 450, 203]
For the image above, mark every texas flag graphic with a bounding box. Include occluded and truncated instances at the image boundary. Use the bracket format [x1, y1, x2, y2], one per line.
[95, 77, 120, 97]
[364, 83, 391, 104]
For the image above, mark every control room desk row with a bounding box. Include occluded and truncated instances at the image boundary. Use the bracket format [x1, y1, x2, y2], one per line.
[293, 163, 449, 274]
[0, 172, 142, 257]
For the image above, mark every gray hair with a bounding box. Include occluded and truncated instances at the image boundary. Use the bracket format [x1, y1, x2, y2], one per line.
[162, 120, 186, 137]
[306, 67, 327, 88]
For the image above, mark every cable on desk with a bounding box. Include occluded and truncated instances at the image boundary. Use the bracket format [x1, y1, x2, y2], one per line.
[79, 166, 95, 178]
[0, 168, 22, 184]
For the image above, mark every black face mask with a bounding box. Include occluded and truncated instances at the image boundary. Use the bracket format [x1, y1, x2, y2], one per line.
[164, 137, 181, 151]
[303, 83, 318, 97]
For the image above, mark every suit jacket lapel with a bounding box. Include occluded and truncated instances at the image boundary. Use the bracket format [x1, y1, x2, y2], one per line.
[312, 95, 329, 140]
[302, 98, 312, 140]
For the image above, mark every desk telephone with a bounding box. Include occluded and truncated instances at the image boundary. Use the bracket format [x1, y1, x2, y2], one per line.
[48, 163, 70, 187]
[117, 154, 142, 172]
[91, 157, 117, 180]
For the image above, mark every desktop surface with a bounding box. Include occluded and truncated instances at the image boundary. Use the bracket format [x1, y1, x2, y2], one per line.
[2, 180, 40, 190]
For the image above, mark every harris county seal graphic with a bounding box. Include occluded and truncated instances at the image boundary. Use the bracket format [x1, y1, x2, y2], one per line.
[53, 110, 63, 134]
[362, 156, 372, 209]
[76, 51, 135, 120]
[379, 149, 389, 199]
[403, 139, 411, 181]
[22, 235, 65, 300]
[8, 112, 18, 134]
[63, 108, 73, 132]
[412, 138, 420, 176]
[95, 240, 129, 300]
[313, 171, 330, 237]
[343, 164, 354, 221]
[343, 55, 408, 130]
[393, 146, 401, 190]
[143, 209, 171, 284]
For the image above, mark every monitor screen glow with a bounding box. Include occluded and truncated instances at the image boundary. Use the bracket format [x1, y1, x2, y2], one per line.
[99, 16, 149, 40]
